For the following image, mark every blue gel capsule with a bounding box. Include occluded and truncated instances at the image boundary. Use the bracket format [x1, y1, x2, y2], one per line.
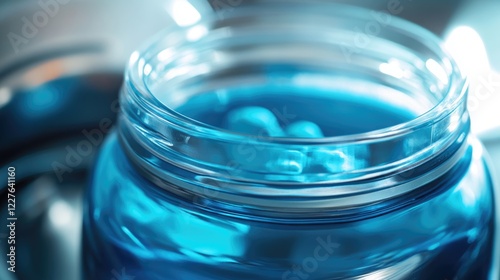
[224, 107, 307, 175]
[224, 106, 285, 137]
[285, 121, 324, 138]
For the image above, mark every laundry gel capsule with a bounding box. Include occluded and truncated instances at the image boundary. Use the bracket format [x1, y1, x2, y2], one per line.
[83, 3, 498, 280]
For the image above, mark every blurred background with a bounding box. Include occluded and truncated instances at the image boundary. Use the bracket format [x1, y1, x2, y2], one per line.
[0, 0, 499, 279]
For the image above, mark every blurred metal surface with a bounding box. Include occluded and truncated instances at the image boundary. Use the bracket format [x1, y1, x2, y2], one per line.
[0, 1, 175, 279]
[0, 1, 495, 280]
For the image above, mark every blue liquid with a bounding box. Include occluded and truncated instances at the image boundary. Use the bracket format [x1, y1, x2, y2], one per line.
[84, 89, 495, 279]
[173, 86, 416, 137]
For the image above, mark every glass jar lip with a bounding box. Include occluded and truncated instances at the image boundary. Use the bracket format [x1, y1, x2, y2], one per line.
[126, 2, 467, 145]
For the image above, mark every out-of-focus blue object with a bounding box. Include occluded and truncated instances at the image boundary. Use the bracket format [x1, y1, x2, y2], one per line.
[0, 1, 176, 280]
[84, 2, 497, 279]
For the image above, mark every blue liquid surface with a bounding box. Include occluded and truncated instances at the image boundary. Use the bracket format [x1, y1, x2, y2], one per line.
[84, 89, 495, 280]
[173, 86, 416, 137]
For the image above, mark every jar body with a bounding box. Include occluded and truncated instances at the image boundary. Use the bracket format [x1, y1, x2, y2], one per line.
[83, 132, 496, 280]
[83, 3, 499, 279]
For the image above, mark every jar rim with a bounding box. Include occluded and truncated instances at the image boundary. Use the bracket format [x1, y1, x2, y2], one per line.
[125, 1, 467, 146]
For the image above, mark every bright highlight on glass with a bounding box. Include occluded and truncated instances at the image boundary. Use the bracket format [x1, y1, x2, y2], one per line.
[166, 0, 202, 27]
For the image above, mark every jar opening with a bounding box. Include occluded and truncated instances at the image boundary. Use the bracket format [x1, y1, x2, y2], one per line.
[151, 77, 422, 139]
[129, 3, 466, 145]
[119, 3, 470, 213]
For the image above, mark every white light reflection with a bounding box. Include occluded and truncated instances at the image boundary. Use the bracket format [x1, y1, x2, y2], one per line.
[379, 59, 406, 79]
[445, 26, 500, 139]
[137, 58, 146, 77]
[157, 49, 174, 62]
[165, 65, 192, 80]
[129, 51, 140, 65]
[425, 59, 448, 85]
[448, 112, 462, 133]
[445, 26, 490, 74]
[187, 25, 208, 41]
[166, 0, 202, 27]
[0, 87, 12, 108]
[48, 200, 73, 228]
[144, 64, 153, 76]
[356, 255, 421, 280]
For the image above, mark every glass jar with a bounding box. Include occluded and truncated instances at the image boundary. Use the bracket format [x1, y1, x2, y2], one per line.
[83, 3, 498, 280]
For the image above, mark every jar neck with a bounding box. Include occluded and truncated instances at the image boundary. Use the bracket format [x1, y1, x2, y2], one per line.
[117, 105, 470, 218]
[117, 2, 469, 217]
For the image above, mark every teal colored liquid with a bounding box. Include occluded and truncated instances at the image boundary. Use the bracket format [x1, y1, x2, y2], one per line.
[84, 88, 495, 280]
[174, 86, 417, 137]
